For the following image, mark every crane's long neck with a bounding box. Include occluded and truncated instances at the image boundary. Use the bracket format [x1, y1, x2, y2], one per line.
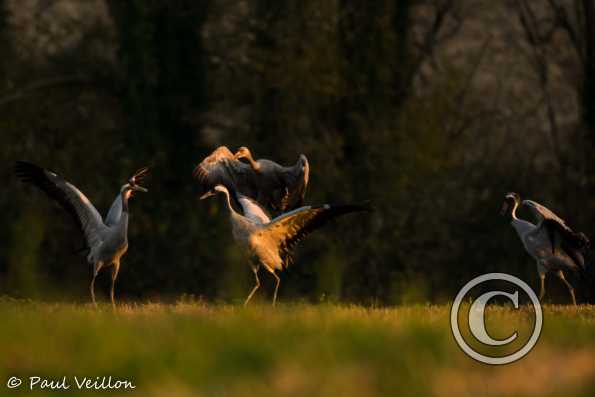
[220, 188, 257, 241]
[510, 199, 519, 221]
[220, 188, 237, 216]
[119, 190, 131, 235]
[508, 199, 535, 238]
[245, 152, 261, 172]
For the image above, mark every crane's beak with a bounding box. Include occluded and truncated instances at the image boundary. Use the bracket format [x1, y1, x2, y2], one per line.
[132, 185, 148, 193]
[200, 190, 216, 200]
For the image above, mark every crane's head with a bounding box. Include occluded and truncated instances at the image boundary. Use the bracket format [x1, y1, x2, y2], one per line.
[234, 146, 251, 160]
[122, 166, 149, 198]
[200, 184, 228, 200]
[234, 146, 261, 171]
[501, 192, 520, 216]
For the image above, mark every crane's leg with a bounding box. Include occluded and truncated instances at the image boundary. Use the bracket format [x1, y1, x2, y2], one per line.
[90, 261, 103, 307]
[110, 263, 120, 309]
[536, 263, 547, 302]
[556, 270, 577, 306]
[538, 272, 546, 302]
[244, 266, 260, 307]
[270, 271, 281, 307]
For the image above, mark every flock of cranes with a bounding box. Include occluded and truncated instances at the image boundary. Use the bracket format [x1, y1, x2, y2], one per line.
[15, 146, 365, 307]
[14, 147, 591, 307]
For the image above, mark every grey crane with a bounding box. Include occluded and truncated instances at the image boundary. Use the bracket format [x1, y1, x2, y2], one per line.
[200, 184, 366, 306]
[501, 192, 590, 304]
[193, 146, 309, 214]
[234, 146, 309, 211]
[15, 161, 149, 307]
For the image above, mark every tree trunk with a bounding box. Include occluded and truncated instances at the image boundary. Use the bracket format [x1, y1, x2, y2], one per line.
[0, 0, 11, 81]
[582, 0, 595, 137]
[392, 0, 412, 108]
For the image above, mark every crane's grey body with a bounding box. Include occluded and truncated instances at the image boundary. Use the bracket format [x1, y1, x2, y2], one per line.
[502, 192, 590, 304]
[235, 146, 309, 212]
[194, 146, 309, 214]
[202, 185, 365, 305]
[15, 162, 148, 307]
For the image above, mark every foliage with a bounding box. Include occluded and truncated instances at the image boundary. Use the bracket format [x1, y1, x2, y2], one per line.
[0, 0, 593, 303]
[1, 301, 595, 397]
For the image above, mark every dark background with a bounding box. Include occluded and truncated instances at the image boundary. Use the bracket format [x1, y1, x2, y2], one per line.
[1, 0, 594, 304]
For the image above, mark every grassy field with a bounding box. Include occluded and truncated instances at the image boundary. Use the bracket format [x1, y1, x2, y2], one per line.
[1, 300, 595, 397]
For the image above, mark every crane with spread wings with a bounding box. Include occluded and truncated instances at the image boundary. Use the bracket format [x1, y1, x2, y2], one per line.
[501, 192, 590, 304]
[193, 146, 309, 214]
[15, 161, 149, 307]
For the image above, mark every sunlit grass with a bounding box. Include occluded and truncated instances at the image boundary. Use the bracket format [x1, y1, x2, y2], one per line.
[1, 299, 594, 396]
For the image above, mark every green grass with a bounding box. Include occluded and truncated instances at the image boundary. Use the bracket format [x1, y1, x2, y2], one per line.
[1, 300, 595, 397]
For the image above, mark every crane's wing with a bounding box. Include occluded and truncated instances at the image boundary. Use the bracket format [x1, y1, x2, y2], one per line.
[193, 146, 257, 195]
[295, 155, 310, 207]
[237, 194, 271, 224]
[262, 204, 368, 267]
[15, 161, 106, 249]
[561, 241, 586, 271]
[523, 200, 590, 265]
[522, 200, 568, 226]
[280, 154, 309, 211]
[105, 195, 123, 226]
[195, 147, 311, 214]
[193, 146, 234, 184]
[543, 219, 590, 271]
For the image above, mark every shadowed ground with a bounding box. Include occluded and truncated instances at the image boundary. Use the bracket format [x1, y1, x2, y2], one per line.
[1, 300, 594, 397]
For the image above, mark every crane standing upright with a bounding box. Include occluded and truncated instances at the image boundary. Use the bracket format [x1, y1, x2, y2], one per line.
[15, 161, 149, 307]
[501, 192, 590, 304]
[200, 184, 367, 306]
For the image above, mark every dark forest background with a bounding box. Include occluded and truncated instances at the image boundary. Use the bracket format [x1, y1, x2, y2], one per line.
[1, 0, 594, 304]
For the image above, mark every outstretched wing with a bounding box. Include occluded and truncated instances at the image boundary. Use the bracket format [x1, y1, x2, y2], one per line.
[193, 146, 234, 188]
[193, 146, 257, 195]
[15, 161, 106, 249]
[280, 154, 309, 212]
[194, 147, 312, 214]
[104, 195, 123, 227]
[523, 200, 567, 227]
[523, 200, 590, 267]
[263, 204, 369, 267]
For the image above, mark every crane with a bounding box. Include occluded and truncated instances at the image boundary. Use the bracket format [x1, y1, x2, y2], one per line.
[501, 192, 589, 304]
[15, 161, 149, 307]
[201, 184, 367, 305]
[193, 146, 309, 214]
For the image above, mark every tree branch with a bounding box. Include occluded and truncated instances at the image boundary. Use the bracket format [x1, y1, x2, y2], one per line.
[0, 74, 90, 107]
